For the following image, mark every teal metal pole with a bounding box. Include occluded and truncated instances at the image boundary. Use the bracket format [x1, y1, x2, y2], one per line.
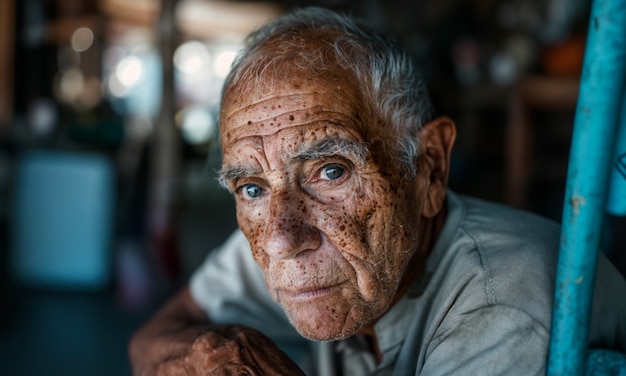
[606, 90, 626, 216]
[547, 0, 626, 375]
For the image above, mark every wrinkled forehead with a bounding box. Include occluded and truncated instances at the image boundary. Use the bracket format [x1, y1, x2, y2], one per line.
[222, 94, 362, 145]
[220, 71, 370, 144]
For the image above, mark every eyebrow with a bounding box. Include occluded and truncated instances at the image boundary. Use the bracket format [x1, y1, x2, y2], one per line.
[294, 138, 369, 165]
[217, 137, 369, 190]
[217, 165, 262, 191]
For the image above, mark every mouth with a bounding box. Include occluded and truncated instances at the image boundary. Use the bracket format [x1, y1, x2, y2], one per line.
[279, 282, 345, 301]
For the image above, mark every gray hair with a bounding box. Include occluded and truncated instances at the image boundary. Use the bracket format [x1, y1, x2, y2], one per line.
[222, 7, 436, 179]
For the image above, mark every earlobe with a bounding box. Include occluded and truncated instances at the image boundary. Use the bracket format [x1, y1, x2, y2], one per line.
[418, 116, 457, 218]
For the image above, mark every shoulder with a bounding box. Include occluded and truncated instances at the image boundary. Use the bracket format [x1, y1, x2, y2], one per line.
[452, 193, 560, 284]
[457, 194, 560, 291]
[409, 195, 558, 374]
[457, 193, 560, 250]
[430, 193, 560, 328]
[420, 303, 549, 375]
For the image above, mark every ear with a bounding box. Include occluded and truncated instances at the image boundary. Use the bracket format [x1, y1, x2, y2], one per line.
[417, 116, 457, 218]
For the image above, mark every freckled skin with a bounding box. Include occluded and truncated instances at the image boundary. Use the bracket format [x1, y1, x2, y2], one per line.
[220, 66, 442, 342]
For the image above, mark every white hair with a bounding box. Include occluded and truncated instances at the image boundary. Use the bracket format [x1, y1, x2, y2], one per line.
[222, 7, 437, 179]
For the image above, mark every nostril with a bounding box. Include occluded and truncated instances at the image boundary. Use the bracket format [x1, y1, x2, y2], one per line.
[262, 192, 321, 259]
[263, 213, 321, 260]
[263, 217, 300, 259]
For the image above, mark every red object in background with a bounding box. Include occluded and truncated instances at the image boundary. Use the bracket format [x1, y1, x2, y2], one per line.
[154, 221, 182, 282]
[542, 35, 586, 77]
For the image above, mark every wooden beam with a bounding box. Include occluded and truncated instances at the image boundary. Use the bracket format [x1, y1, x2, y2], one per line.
[0, 0, 15, 127]
[98, 0, 159, 26]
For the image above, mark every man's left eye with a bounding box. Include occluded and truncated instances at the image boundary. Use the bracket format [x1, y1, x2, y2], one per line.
[321, 165, 345, 180]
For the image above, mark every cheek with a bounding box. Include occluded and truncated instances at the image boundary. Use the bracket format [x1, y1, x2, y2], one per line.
[382, 186, 421, 266]
[307, 198, 370, 257]
[359, 183, 417, 270]
[236, 207, 269, 268]
[312, 178, 401, 259]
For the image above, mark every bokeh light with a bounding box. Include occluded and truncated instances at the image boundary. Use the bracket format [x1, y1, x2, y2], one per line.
[116, 55, 144, 88]
[174, 40, 211, 79]
[28, 98, 57, 135]
[177, 105, 217, 145]
[71, 27, 94, 52]
[213, 49, 237, 78]
[56, 67, 85, 103]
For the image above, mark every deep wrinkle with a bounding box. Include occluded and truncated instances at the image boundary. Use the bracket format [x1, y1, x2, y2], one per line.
[223, 92, 318, 117]
[222, 107, 361, 145]
[223, 136, 273, 190]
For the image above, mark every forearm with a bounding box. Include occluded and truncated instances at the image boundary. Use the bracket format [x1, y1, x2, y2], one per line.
[129, 286, 210, 375]
[129, 285, 306, 375]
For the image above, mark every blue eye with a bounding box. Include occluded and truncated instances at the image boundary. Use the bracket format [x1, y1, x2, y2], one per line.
[241, 184, 263, 199]
[321, 165, 345, 180]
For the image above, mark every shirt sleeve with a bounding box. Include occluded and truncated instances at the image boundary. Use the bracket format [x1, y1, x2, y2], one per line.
[189, 229, 301, 341]
[420, 304, 550, 376]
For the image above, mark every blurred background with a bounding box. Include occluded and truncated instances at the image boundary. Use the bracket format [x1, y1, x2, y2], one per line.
[0, 0, 623, 374]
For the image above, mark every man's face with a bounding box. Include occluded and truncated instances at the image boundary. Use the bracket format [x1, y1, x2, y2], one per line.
[219, 68, 428, 341]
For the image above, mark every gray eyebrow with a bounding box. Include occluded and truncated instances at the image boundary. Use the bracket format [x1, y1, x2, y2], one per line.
[217, 165, 262, 191]
[294, 138, 369, 165]
[217, 137, 369, 191]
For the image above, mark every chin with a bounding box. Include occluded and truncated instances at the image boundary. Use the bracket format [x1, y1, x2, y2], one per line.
[283, 303, 371, 341]
[292, 319, 360, 342]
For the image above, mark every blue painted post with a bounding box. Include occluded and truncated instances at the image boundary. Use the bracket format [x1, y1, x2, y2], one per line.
[606, 91, 626, 216]
[547, 0, 626, 375]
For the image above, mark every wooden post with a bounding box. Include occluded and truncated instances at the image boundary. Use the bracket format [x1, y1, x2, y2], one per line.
[0, 0, 15, 128]
[148, 0, 181, 281]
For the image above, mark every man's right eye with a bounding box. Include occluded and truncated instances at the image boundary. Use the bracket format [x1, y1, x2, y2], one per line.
[240, 184, 263, 199]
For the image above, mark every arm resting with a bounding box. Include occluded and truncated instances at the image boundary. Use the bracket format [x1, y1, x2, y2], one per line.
[128, 285, 306, 376]
[129, 285, 211, 375]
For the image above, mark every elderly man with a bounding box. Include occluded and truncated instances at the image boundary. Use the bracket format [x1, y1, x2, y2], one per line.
[130, 7, 626, 375]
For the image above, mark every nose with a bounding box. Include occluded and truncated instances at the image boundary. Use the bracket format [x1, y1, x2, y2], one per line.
[262, 190, 320, 260]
